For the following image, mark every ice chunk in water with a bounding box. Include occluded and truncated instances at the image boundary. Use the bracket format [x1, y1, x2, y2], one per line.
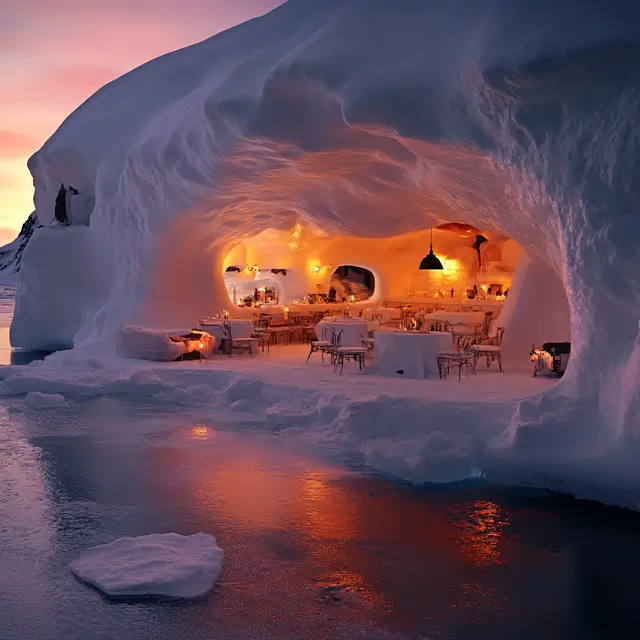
[70, 532, 224, 599]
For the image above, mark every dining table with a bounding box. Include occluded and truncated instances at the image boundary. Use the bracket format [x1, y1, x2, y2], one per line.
[316, 318, 370, 348]
[423, 311, 486, 333]
[366, 328, 454, 379]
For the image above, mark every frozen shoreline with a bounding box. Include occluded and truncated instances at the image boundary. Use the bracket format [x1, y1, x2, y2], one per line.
[3, 344, 639, 510]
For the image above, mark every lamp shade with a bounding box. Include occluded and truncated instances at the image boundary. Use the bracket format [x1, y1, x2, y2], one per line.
[419, 247, 444, 270]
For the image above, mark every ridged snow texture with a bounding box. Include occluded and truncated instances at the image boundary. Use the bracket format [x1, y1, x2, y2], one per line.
[14, 0, 640, 454]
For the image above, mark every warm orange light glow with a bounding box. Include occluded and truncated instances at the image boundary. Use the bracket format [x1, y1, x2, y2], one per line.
[442, 258, 461, 274]
[312, 265, 320, 273]
[452, 500, 508, 567]
[190, 425, 212, 439]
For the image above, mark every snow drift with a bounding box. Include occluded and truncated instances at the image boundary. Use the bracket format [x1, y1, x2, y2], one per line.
[10, 1, 640, 492]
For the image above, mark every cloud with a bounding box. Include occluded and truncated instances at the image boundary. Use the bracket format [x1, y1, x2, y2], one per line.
[0, 63, 120, 112]
[0, 0, 286, 225]
[0, 130, 39, 158]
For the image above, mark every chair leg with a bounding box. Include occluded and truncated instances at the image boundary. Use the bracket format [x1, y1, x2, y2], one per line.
[498, 353, 504, 373]
[306, 346, 314, 364]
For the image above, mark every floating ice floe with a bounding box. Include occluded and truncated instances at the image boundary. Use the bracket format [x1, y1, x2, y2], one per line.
[69, 532, 224, 599]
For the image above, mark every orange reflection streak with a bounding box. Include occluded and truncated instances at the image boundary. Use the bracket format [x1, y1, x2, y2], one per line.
[191, 455, 297, 531]
[190, 424, 212, 439]
[451, 500, 509, 567]
[297, 470, 387, 608]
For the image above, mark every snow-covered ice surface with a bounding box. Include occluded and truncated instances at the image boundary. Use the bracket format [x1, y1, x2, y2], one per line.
[70, 533, 223, 599]
[7, 1, 640, 506]
[0, 341, 638, 509]
[24, 391, 67, 409]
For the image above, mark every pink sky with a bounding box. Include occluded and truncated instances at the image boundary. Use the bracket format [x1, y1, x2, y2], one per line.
[0, 0, 284, 245]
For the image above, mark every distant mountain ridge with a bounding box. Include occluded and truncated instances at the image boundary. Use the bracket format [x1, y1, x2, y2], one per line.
[0, 213, 37, 281]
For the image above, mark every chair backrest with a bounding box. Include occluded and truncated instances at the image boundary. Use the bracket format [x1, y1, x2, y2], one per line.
[433, 320, 452, 332]
[289, 313, 312, 326]
[331, 329, 342, 349]
[222, 320, 233, 343]
[256, 318, 269, 330]
[496, 327, 505, 345]
[457, 336, 472, 352]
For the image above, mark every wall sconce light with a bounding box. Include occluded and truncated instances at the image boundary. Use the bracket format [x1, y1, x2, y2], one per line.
[245, 265, 253, 272]
[312, 265, 320, 273]
[253, 264, 259, 271]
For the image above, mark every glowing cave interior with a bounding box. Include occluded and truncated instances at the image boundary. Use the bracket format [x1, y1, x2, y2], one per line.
[213, 220, 570, 371]
[223, 223, 523, 306]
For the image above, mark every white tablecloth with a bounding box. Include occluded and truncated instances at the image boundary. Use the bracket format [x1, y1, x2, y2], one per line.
[366, 330, 454, 379]
[424, 312, 485, 329]
[200, 320, 254, 342]
[316, 319, 369, 347]
[361, 307, 401, 325]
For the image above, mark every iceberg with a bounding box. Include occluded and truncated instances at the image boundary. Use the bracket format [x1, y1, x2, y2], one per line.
[69, 532, 224, 599]
[7, 1, 640, 498]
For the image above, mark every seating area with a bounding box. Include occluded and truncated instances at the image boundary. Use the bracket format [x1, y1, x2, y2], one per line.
[115, 299, 567, 389]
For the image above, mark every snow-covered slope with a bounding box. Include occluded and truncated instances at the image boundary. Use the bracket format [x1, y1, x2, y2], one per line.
[0, 213, 37, 283]
[10, 0, 640, 492]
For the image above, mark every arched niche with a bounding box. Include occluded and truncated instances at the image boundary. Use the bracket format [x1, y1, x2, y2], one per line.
[329, 265, 375, 302]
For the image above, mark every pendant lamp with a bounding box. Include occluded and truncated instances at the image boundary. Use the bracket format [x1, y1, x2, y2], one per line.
[419, 228, 444, 270]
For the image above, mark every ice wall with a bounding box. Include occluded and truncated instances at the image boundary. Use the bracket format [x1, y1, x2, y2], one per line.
[11, 226, 110, 351]
[12, 0, 640, 463]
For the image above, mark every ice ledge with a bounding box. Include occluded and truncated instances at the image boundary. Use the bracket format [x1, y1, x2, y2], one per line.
[2, 349, 638, 509]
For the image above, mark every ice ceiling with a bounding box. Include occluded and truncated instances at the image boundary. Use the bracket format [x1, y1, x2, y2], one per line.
[12, 0, 640, 447]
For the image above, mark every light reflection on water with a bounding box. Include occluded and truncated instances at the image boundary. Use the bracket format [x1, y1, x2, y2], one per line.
[0, 326, 639, 638]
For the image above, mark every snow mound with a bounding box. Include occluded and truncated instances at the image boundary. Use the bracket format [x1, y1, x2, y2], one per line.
[24, 391, 67, 409]
[69, 532, 224, 599]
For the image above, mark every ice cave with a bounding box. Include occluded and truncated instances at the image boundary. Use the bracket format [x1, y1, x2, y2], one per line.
[7, 0, 640, 495]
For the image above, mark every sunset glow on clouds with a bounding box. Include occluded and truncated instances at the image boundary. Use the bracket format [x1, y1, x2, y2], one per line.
[0, 0, 284, 242]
